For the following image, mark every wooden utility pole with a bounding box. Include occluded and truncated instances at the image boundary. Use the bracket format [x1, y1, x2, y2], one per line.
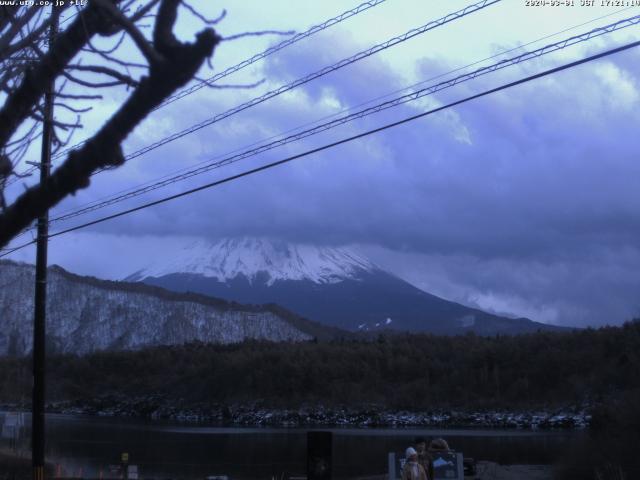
[32, 7, 58, 480]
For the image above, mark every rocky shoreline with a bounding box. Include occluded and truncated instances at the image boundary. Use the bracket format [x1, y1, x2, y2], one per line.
[2, 396, 591, 429]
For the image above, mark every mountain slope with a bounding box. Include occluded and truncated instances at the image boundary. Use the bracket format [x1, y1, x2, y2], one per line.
[129, 238, 563, 335]
[127, 237, 375, 285]
[0, 260, 341, 356]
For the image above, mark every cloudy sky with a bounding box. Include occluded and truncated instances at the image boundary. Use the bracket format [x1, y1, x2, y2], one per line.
[5, 0, 640, 327]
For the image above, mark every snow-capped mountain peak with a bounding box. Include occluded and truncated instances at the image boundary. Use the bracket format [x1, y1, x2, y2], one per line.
[127, 237, 376, 285]
[124, 238, 560, 335]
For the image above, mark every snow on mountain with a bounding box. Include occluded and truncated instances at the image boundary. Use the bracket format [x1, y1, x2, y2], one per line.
[127, 237, 565, 335]
[127, 237, 376, 285]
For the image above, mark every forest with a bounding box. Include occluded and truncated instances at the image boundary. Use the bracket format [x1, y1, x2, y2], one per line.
[1, 321, 640, 477]
[1, 320, 639, 410]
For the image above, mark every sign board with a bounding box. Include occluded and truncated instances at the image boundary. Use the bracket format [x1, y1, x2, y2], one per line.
[121, 453, 129, 463]
[388, 451, 464, 480]
[1, 425, 16, 440]
[1, 413, 24, 440]
[127, 465, 138, 480]
[2, 413, 23, 427]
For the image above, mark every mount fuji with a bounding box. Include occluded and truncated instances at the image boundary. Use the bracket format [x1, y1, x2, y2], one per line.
[126, 237, 560, 335]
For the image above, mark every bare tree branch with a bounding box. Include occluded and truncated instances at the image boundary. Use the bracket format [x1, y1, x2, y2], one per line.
[153, 0, 180, 54]
[0, 2, 117, 148]
[53, 116, 83, 150]
[90, 30, 126, 55]
[67, 63, 139, 87]
[2, 21, 47, 59]
[5, 120, 39, 148]
[58, 93, 104, 102]
[222, 29, 295, 42]
[54, 102, 93, 114]
[128, 0, 161, 23]
[0, 7, 17, 33]
[62, 69, 127, 88]
[82, 40, 148, 69]
[180, 2, 226, 26]
[0, 0, 220, 248]
[6, 136, 33, 165]
[94, 0, 162, 64]
[29, 111, 82, 131]
[0, 7, 40, 60]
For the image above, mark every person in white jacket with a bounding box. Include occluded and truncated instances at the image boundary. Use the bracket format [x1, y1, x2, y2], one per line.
[402, 447, 428, 480]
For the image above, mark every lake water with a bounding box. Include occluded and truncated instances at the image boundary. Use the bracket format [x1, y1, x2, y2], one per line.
[2, 413, 582, 479]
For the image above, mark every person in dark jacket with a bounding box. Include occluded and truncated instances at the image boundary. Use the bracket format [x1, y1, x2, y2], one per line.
[427, 438, 451, 479]
[414, 436, 432, 477]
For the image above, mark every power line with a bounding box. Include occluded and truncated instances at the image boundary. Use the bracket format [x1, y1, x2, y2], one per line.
[14, 0, 497, 188]
[112, 0, 501, 168]
[10, 6, 637, 237]
[3, 37, 638, 259]
[45, 13, 640, 225]
[0, 240, 35, 258]
[6, 0, 502, 189]
[156, 0, 390, 111]
[16, 0, 483, 183]
[45, 0, 390, 165]
[46, 5, 635, 223]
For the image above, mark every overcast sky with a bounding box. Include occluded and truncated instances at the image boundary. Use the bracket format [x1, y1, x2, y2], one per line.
[5, 0, 640, 327]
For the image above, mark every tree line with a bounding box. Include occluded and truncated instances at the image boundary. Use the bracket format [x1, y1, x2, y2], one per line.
[1, 320, 639, 410]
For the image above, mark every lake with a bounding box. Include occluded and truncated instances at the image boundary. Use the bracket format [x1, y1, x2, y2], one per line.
[1, 412, 582, 479]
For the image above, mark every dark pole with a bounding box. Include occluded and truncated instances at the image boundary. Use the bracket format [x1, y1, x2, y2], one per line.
[32, 7, 57, 480]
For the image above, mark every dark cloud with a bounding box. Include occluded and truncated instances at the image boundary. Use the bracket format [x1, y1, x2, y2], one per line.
[20, 27, 640, 327]
[78, 38, 640, 249]
[363, 244, 640, 327]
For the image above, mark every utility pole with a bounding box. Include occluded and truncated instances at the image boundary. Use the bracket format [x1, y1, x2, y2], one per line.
[33, 7, 58, 480]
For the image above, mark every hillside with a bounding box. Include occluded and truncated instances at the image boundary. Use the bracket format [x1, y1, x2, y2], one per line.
[0, 260, 343, 356]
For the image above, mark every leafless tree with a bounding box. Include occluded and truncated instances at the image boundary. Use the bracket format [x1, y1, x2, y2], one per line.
[0, 0, 274, 249]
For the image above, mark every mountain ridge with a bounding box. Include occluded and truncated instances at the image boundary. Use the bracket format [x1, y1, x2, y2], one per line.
[128, 237, 566, 335]
[0, 260, 345, 356]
